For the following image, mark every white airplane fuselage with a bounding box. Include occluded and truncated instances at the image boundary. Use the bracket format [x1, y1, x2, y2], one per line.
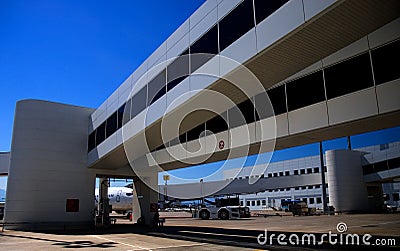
[95, 187, 133, 213]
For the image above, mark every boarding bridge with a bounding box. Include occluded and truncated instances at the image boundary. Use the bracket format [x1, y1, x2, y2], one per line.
[88, 1, 400, 172]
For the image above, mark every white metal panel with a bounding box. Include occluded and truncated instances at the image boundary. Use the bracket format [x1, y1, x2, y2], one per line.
[376, 79, 400, 114]
[167, 33, 190, 60]
[168, 143, 187, 161]
[190, 7, 218, 45]
[256, 0, 304, 53]
[190, 74, 219, 94]
[288, 102, 329, 134]
[146, 95, 167, 127]
[322, 36, 369, 68]
[327, 88, 378, 125]
[193, 54, 220, 79]
[220, 28, 257, 65]
[230, 124, 252, 149]
[123, 110, 147, 142]
[276, 113, 289, 138]
[92, 109, 107, 129]
[155, 148, 170, 165]
[147, 59, 166, 84]
[368, 18, 400, 49]
[190, 0, 218, 30]
[130, 61, 148, 91]
[167, 19, 190, 51]
[186, 138, 206, 159]
[217, 0, 242, 22]
[107, 99, 119, 115]
[256, 116, 276, 142]
[303, 0, 337, 22]
[97, 133, 117, 159]
[115, 129, 123, 148]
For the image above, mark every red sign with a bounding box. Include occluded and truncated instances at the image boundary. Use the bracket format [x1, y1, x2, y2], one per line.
[218, 140, 225, 150]
[150, 203, 158, 212]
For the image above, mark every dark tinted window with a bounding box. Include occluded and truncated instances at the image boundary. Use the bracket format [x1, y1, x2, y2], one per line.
[219, 0, 254, 51]
[286, 70, 325, 111]
[325, 52, 374, 99]
[96, 121, 106, 145]
[148, 69, 166, 105]
[206, 112, 228, 134]
[131, 87, 147, 118]
[254, 0, 289, 24]
[267, 85, 287, 115]
[371, 40, 400, 85]
[229, 98, 255, 128]
[167, 52, 189, 91]
[190, 25, 218, 73]
[255, 91, 274, 120]
[88, 131, 96, 152]
[186, 123, 206, 142]
[388, 157, 400, 170]
[106, 111, 118, 137]
[117, 104, 125, 129]
[123, 99, 131, 123]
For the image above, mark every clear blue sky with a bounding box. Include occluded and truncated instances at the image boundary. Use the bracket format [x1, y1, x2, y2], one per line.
[0, 1, 399, 192]
[0, 0, 205, 151]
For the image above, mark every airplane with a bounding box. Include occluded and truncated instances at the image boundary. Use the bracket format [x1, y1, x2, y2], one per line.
[95, 186, 134, 217]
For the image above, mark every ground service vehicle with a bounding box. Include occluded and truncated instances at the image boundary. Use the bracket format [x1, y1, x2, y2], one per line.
[289, 201, 310, 216]
[198, 197, 250, 220]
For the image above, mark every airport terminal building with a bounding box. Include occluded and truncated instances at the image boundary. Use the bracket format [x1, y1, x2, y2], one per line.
[223, 141, 400, 211]
[2, 0, 400, 229]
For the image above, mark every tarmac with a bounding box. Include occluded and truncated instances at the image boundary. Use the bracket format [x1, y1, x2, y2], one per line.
[1, 213, 399, 250]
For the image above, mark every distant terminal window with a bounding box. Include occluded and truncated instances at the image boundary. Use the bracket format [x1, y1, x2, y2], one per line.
[257, 200, 261, 206]
[247, 201, 250, 206]
[316, 197, 322, 204]
[307, 168, 312, 174]
[313, 167, 320, 173]
[300, 169, 306, 175]
[285, 171, 290, 176]
[294, 170, 299, 175]
[309, 198, 315, 204]
[393, 193, 400, 201]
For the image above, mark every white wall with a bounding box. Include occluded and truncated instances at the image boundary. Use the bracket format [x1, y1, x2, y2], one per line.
[5, 100, 96, 230]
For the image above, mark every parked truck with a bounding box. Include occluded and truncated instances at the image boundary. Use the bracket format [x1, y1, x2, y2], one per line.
[197, 197, 250, 220]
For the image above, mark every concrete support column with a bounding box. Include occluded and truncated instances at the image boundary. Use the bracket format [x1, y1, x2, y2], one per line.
[326, 150, 368, 212]
[133, 172, 159, 226]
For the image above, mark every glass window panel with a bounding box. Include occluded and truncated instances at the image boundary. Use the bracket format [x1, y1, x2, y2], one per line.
[219, 0, 254, 51]
[88, 131, 96, 152]
[167, 53, 189, 91]
[286, 70, 325, 111]
[148, 69, 166, 105]
[131, 87, 147, 118]
[325, 52, 374, 99]
[190, 25, 218, 73]
[117, 104, 125, 129]
[254, 0, 289, 24]
[267, 85, 287, 115]
[205, 112, 228, 134]
[96, 121, 106, 146]
[186, 123, 206, 142]
[106, 111, 118, 138]
[371, 40, 400, 85]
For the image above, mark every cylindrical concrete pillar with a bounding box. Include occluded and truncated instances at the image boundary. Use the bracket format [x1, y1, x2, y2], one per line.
[326, 150, 368, 212]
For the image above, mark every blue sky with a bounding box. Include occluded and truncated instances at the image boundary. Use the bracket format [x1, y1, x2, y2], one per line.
[0, 1, 399, 192]
[0, 0, 205, 151]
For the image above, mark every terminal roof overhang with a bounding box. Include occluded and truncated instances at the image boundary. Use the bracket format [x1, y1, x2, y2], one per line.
[88, 0, 400, 171]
